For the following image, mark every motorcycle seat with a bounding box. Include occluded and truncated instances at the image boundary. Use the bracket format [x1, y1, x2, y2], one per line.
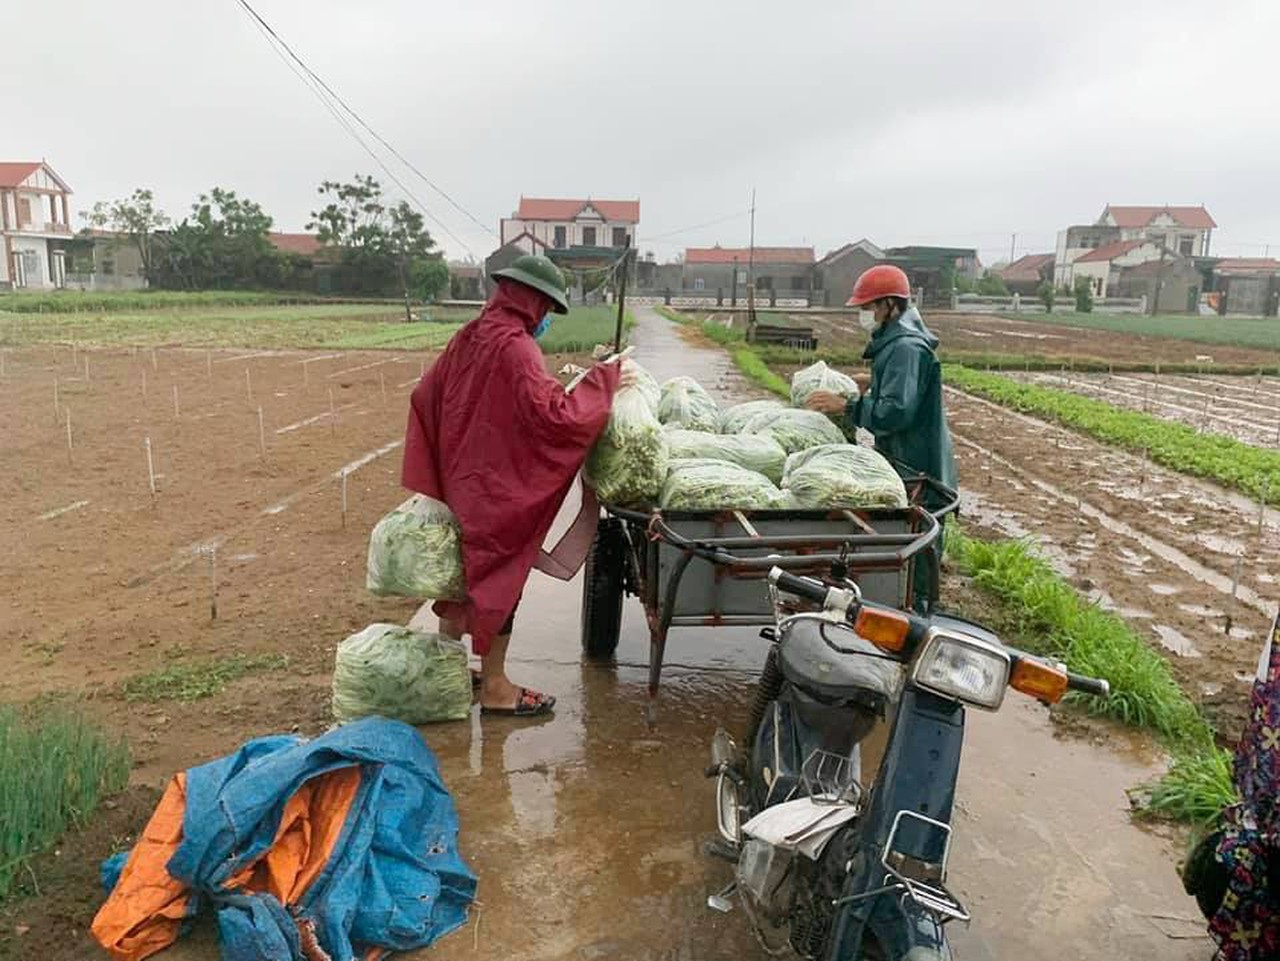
[778, 618, 901, 706]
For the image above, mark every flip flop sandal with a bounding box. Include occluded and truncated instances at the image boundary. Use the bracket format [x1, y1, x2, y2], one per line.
[480, 687, 556, 717]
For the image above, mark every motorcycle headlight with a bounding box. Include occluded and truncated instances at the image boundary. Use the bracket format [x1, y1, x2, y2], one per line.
[912, 629, 1011, 710]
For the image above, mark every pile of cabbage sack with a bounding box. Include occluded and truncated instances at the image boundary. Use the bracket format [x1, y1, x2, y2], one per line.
[586, 359, 908, 512]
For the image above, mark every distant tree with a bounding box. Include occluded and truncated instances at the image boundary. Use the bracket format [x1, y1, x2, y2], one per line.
[977, 271, 1009, 296]
[1038, 279, 1056, 313]
[155, 188, 278, 290]
[1073, 275, 1094, 313]
[308, 175, 446, 311]
[81, 189, 170, 281]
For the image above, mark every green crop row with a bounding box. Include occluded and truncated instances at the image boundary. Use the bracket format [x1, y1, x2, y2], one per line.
[946, 528, 1234, 823]
[945, 365, 1280, 505]
[0, 704, 129, 900]
[0, 289, 394, 314]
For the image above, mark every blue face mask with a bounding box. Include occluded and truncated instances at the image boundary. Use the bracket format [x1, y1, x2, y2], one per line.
[533, 314, 552, 339]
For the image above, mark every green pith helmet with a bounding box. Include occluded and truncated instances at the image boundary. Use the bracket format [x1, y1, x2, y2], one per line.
[490, 254, 570, 314]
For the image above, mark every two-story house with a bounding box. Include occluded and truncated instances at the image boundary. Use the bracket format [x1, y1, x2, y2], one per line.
[499, 197, 639, 252]
[0, 161, 75, 290]
[1055, 204, 1215, 289]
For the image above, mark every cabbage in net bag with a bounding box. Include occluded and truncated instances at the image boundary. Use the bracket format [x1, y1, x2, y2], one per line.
[660, 458, 785, 511]
[782, 443, 908, 509]
[657, 376, 719, 432]
[586, 380, 670, 505]
[665, 429, 788, 484]
[366, 495, 465, 599]
[743, 407, 847, 454]
[719, 398, 784, 434]
[790, 360, 860, 409]
[332, 624, 471, 724]
[631, 363, 662, 411]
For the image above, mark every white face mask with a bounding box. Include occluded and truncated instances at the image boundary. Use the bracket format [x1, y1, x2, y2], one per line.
[858, 311, 877, 333]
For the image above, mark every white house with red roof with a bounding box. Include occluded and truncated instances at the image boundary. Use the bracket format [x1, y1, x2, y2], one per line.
[1067, 239, 1166, 297]
[0, 160, 75, 289]
[499, 197, 639, 252]
[1054, 204, 1216, 291]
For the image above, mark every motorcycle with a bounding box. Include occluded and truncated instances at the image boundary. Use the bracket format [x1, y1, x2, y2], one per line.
[706, 566, 1111, 960]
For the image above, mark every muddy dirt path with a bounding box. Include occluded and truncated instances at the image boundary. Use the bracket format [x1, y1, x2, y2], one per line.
[946, 387, 1279, 734]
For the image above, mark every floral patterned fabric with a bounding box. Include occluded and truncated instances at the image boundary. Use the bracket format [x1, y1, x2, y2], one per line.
[1211, 622, 1280, 960]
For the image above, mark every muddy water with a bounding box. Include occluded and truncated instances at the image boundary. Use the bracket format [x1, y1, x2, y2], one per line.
[160, 311, 1208, 960]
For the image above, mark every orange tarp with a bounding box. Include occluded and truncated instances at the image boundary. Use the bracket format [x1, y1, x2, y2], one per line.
[92, 767, 362, 961]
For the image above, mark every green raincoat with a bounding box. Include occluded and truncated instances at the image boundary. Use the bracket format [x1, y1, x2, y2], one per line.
[843, 307, 957, 613]
[845, 307, 957, 496]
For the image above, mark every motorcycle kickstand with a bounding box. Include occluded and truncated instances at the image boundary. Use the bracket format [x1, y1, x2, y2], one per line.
[707, 881, 737, 914]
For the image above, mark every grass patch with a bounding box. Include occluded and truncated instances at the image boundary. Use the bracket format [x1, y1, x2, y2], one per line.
[122, 653, 289, 703]
[732, 348, 789, 398]
[0, 703, 129, 900]
[946, 365, 1280, 505]
[0, 290, 350, 314]
[327, 322, 463, 350]
[997, 311, 1280, 352]
[946, 528, 1235, 822]
[538, 306, 635, 353]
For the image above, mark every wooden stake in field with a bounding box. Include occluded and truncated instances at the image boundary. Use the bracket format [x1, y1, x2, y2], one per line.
[1139, 446, 1150, 494]
[341, 469, 349, 529]
[84, 353, 89, 384]
[329, 387, 337, 434]
[246, 368, 253, 403]
[1260, 481, 1272, 539]
[172, 384, 180, 419]
[257, 406, 266, 458]
[150, 347, 158, 370]
[142, 367, 148, 400]
[303, 359, 309, 388]
[144, 435, 157, 499]
[1226, 555, 1244, 636]
[380, 371, 388, 406]
[206, 350, 213, 379]
[207, 546, 218, 620]
[53, 376, 60, 422]
[65, 408, 72, 465]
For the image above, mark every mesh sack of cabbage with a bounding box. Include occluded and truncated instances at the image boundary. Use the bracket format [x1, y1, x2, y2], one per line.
[742, 407, 847, 454]
[790, 360, 860, 409]
[718, 398, 785, 434]
[332, 624, 472, 724]
[631, 363, 662, 411]
[659, 458, 786, 511]
[657, 375, 720, 432]
[782, 444, 908, 509]
[366, 495, 465, 599]
[665, 429, 788, 484]
[586, 378, 670, 506]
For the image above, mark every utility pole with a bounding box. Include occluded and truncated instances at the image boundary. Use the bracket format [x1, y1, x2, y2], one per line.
[747, 188, 757, 335]
[731, 256, 739, 308]
[1010, 232, 1017, 265]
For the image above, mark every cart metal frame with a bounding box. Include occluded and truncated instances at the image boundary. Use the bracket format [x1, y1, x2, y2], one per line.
[601, 474, 958, 706]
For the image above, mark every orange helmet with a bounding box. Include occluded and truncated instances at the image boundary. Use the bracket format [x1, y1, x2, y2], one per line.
[847, 265, 910, 307]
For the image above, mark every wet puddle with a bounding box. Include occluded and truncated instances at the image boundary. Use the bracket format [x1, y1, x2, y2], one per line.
[1151, 624, 1202, 658]
[1148, 583, 1180, 596]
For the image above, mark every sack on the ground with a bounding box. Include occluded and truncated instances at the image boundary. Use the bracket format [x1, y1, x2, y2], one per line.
[742, 407, 847, 454]
[366, 496, 465, 599]
[332, 624, 472, 724]
[782, 444, 908, 509]
[719, 399, 785, 434]
[790, 360, 860, 409]
[660, 458, 785, 511]
[666, 429, 788, 484]
[586, 379, 670, 506]
[658, 376, 720, 432]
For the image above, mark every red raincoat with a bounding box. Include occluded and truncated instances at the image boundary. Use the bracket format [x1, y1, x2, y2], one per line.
[402, 281, 619, 653]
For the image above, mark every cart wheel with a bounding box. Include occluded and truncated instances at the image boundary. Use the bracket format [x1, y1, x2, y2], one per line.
[582, 517, 626, 659]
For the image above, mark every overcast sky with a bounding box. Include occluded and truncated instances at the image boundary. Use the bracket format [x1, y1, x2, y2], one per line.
[6, 0, 1278, 264]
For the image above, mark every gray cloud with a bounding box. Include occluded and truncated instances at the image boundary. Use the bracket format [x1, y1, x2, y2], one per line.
[5, 0, 1276, 263]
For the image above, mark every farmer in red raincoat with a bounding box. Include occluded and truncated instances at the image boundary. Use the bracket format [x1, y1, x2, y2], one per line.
[403, 255, 625, 717]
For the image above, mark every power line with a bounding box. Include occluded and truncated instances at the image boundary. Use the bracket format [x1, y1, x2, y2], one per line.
[233, 0, 493, 250]
[638, 208, 751, 243]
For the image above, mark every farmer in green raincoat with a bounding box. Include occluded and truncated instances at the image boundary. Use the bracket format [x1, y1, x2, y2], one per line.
[806, 264, 957, 611]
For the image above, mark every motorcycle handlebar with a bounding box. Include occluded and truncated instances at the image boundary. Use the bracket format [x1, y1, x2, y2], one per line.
[768, 568, 1112, 700]
[1066, 673, 1111, 698]
[769, 568, 831, 605]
